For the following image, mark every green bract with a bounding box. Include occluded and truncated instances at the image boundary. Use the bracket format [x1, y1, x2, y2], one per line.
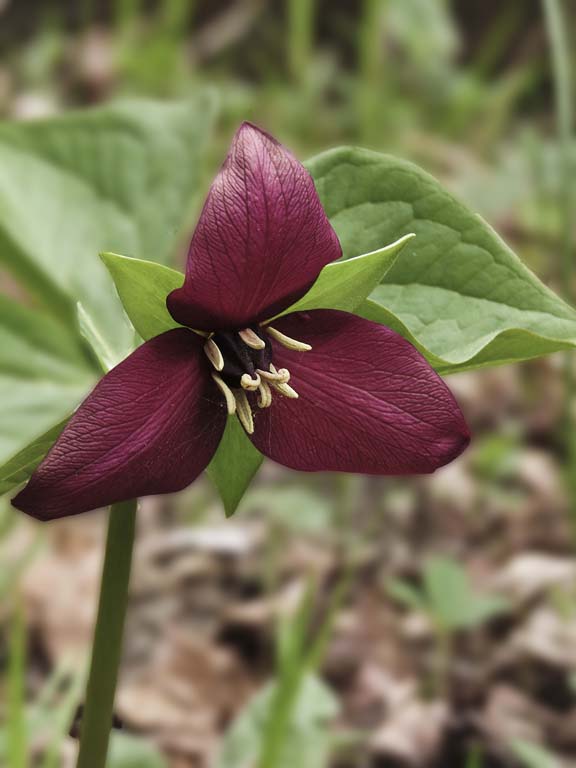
[207, 417, 264, 518]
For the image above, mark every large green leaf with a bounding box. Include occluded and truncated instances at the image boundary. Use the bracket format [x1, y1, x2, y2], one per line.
[0, 295, 94, 483]
[0, 94, 215, 356]
[0, 96, 215, 499]
[307, 147, 576, 373]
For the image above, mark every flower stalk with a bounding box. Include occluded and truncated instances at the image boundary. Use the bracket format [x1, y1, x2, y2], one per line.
[542, 0, 576, 543]
[76, 499, 137, 768]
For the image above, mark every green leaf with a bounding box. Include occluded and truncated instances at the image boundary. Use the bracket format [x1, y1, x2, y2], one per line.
[217, 675, 338, 768]
[207, 417, 264, 518]
[0, 295, 94, 487]
[100, 253, 183, 341]
[77, 302, 121, 372]
[278, 234, 414, 317]
[511, 740, 560, 768]
[0, 96, 215, 492]
[244, 487, 333, 533]
[0, 94, 215, 357]
[307, 147, 576, 373]
[108, 733, 167, 768]
[387, 578, 427, 613]
[423, 556, 506, 631]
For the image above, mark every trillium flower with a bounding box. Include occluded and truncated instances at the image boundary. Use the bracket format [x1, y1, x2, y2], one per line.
[13, 123, 470, 521]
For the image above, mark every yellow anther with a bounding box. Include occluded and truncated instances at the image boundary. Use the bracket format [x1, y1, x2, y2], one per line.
[265, 326, 312, 352]
[240, 372, 261, 391]
[234, 389, 254, 434]
[257, 380, 272, 409]
[257, 368, 278, 382]
[273, 381, 299, 399]
[212, 374, 236, 415]
[258, 364, 291, 385]
[269, 364, 290, 383]
[204, 338, 224, 371]
[239, 328, 266, 350]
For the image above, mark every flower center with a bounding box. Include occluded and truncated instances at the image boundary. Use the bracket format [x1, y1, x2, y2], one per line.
[203, 324, 311, 434]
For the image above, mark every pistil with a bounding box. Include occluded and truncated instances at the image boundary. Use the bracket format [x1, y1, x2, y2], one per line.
[206, 324, 310, 434]
[256, 363, 299, 398]
[240, 373, 261, 391]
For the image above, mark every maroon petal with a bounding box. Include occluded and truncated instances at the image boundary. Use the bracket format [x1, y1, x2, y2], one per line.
[13, 329, 226, 520]
[167, 123, 341, 331]
[250, 311, 470, 474]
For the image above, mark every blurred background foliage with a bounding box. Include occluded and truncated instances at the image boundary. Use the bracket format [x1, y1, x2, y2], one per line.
[1, 1, 576, 767]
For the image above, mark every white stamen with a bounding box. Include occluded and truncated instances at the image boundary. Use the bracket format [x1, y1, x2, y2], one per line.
[257, 368, 281, 382]
[273, 381, 299, 399]
[270, 364, 291, 383]
[204, 338, 224, 371]
[234, 389, 254, 434]
[212, 373, 236, 415]
[258, 364, 291, 384]
[239, 328, 266, 350]
[257, 380, 272, 408]
[240, 372, 261, 391]
[265, 326, 312, 352]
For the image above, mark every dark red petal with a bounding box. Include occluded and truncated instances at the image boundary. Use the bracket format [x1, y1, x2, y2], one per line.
[250, 311, 470, 474]
[13, 329, 226, 520]
[167, 123, 341, 331]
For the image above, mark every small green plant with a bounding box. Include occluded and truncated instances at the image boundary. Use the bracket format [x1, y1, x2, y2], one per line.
[388, 556, 507, 693]
[388, 555, 507, 633]
[0, 641, 166, 768]
[218, 576, 351, 768]
[512, 739, 561, 768]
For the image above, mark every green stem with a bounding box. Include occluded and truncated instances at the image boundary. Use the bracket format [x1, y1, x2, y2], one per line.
[76, 499, 137, 768]
[8, 598, 27, 768]
[543, 0, 576, 542]
[543, 0, 573, 288]
[358, 0, 385, 145]
[287, 0, 315, 87]
[431, 622, 452, 699]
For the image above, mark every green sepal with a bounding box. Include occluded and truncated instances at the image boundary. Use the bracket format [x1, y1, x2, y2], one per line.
[277, 233, 414, 317]
[207, 417, 264, 518]
[100, 253, 182, 341]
